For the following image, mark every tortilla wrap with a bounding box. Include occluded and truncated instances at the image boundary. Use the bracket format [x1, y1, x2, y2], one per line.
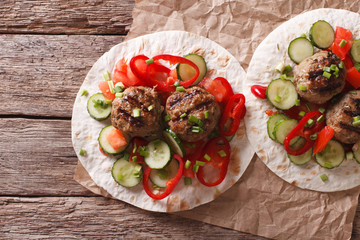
[72, 31, 254, 212]
[243, 9, 360, 192]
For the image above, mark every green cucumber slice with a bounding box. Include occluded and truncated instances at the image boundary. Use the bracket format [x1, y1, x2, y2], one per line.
[288, 37, 314, 64]
[353, 141, 360, 164]
[273, 119, 298, 144]
[87, 93, 112, 120]
[266, 78, 298, 110]
[144, 139, 172, 169]
[351, 39, 360, 62]
[149, 158, 179, 188]
[112, 157, 142, 187]
[177, 53, 207, 85]
[315, 140, 345, 169]
[98, 125, 128, 155]
[288, 148, 313, 165]
[267, 113, 289, 141]
[163, 129, 185, 157]
[309, 20, 335, 49]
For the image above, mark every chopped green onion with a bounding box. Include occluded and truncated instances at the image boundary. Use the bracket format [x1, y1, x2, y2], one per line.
[320, 174, 328, 182]
[192, 165, 199, 173]
[305, 103, 311, 112]
[339, 39, 347, 47]
[322, 72, 331, 79]
[196, 161, 206, 166]
[306, 119, 314, 128]
[324, 162, 333, 169]
[123, 152, 130, 160]
[284, 65, 292, 74]
[330, 64, 338, 71]
[277, 43, 279, 50]
[176, 86, 185, 92]
[274, 96, 282, 103]
[180, 113, 187, 118]
[299, 85, 307, 91]
[310, 133, 317, 140]
[80, 89, 88, 96]
[275, 62, 285, 73]
[319, 107, 325, 113]
[138, 146, 149, 157]
[354, 116, 360, 122]
[317, 115, 324, 123]
[355, 62, 360, 72]
[191, 128, 200, 133]
[197, 119, 204, 127]
[349, 91, 357, 94]
[115, 92, 124, 98]
[105, 100, 112, 105]
[323, 66, 331, 72]
[147, 105, 154, 111]
[93, 99, 109, 108]
[185, 160, 191, 169]
[133, 108, 141, 118]
[298, 111, 306, 117]
[132, 156, 138, 162]
[346, 152, 354, 160]
[184, 177, 192, 185]
[108, 81, 115, 94]
[295, 99, 301, 106]
[146, 58, 154, 64]
[164, 114, 171, 122]
[132, 143, 137, 153]
[79, 149, 86, 156]
[353, 120, 360, 126]
[218, 150, 227, 157]
[174, 81, 180, 87]
[280, 74, 287, 80]
[338, 61, 344, 69]
[114, 82, 124, 93]
[103, 71, 111, 81]
[204, 110, 209, 119]
[188, 115, 198, 124]
[204, 154, 211, 161]
[300, 33, 307, 38]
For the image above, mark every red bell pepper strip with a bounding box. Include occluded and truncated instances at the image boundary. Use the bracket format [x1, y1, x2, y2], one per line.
[218, 94, 246, 136]
[145, 61, 172, 91]
[313, 126, 335, 155]
[199, 77, 234, 104]
[129, 55, 150, 85]
[284, 111, 325, 156]
[346, 67, 360, 89]
[250, 85, 267, 99]
[196, 136, 231, 187]
[142, 154, 184, 200]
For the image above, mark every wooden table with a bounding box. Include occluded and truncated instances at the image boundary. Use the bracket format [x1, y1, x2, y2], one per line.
[1, 1, 360, 239]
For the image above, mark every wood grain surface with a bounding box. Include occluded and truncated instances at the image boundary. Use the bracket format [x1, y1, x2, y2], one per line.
[1, 1, 360, 239]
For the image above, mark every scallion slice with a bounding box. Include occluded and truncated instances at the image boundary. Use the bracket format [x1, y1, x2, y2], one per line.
[298, 111, 306, 117]
[295, 99, 301, 106]
[164, 114, 171, 122]
[339, 39, 347, 47]
[319, 107, 325, 113]
[115, 92, 124, 98]
[79, 149, 86, 156]
[133, 108, 141, 118]
[174, 81, 180, 87]
[218, 150, 227, 157]
[310, 133, 317, 140]
[196, 161, 206, 166]
[346, 152, 354, 160]
[180, 113, 187, 118]
[204, 154, 211, 161]
[320, 174, 328, 182]
[176, 86, 185, 92]
[317, 115, 324, 123]
[204, 110, 209, 119]
[274, 96, 282, 103]
[146, 58, 154, 64]
[323, 66, 331, 72]
[184, 177, 192, 185]
[322, 72, 331, 79]
[192, 165, 199, 173]
[185, 160, 191, 169]
[103, 71, 111, 81]
[147, 105, 154, 111]
[338, 61, 344, 69]
[80, 89, 88, 96]
[299, 85, 307, 91]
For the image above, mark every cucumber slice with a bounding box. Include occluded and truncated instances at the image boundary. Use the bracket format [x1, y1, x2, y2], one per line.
[353, 141, 360, 164]
[266, 78, 298, 110]
[177, 53, 207, 85]
[267, 113, 289, 141]
[163, 129, 185, 157]
[351, 39, 360, 62]
[288, 37, 314, 64]
[144, 139, 172, 169]
[273, 119, 298, 144]
[112, 157, 142, 187]
[149, 158, 179, 188]
[290, 137, 306, 151]
[87, 93, 112, 120]
[98, 125, 128, 155]
[309, 20, 335, 49]
[315, 140, 345, 169]
[288, 148, 313, 165]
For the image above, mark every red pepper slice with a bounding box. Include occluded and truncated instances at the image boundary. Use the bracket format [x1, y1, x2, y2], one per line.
[313, 126, 335, 155]
[346, 67, 360, 89]
[146, 61, 172, 91]
[218, 94, 246, 136]
[196, 136, 231, 187]
[250, 85, 267, 99]
[129, 55, 150, 85]
[284, 111, 325, 156]
[142, 154, 184, 200]
[129, 137, 148, 163]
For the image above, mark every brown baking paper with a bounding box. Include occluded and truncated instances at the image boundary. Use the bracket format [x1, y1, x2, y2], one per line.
[74, 0, 360, 239]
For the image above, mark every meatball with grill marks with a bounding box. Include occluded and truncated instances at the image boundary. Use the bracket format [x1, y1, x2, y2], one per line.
[166, 86, 221, 142]
[111, 86, 162, 137]
[293, 51, 346, 104]
[326, 90, 360, 144]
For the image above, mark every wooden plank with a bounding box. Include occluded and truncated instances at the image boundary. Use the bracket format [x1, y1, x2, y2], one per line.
[0, 34, 124, 117]
[0, 118, 92, 196]
[0, 0, 134, 34]
[0, 196, 269, 239]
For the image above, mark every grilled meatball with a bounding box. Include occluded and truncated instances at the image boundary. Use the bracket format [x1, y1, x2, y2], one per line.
[326, 91, 360, 144]
[166, 86, 220, 142]
[293, 51, 346, 104]
[111, 86, 162, 137]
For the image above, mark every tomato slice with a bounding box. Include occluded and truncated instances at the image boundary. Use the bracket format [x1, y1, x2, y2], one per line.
[199, 77, 234, 104]
[106, 128, 127, 151]
[115, 58, 128, 74]
[313, 126, 335, 155]
[113, 69, 130, 86]
[331, 27, 353, 60]
[346, 67, 360, 89]
[343, 54, 354, 70]
[98, 81, 115, 100]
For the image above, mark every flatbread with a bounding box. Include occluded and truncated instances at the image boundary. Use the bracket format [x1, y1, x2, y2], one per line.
[244, 9, 360, 192]
[72, 31, 254, 212]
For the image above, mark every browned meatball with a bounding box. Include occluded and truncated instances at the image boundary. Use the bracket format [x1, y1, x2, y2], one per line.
[326, 91, 360, 144]
[293, 51, 346, 104]
[111, 86, 162, 137]
[166, 86, 220, 142]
